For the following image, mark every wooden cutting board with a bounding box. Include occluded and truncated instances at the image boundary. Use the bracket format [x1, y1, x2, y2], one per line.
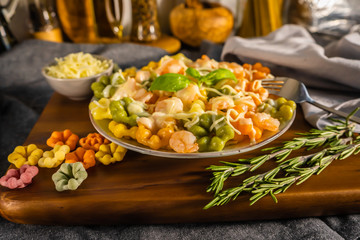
[1, 93, 360, 225]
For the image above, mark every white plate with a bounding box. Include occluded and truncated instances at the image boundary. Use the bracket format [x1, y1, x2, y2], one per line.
[89, 101, 295, 159]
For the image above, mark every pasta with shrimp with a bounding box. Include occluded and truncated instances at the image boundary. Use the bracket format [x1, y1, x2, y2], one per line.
[89, 54, 296, 153]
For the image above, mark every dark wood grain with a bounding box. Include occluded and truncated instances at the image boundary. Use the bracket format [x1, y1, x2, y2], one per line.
[1, 93, 360, 225]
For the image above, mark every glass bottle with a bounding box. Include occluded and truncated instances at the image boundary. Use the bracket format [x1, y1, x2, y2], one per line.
[130, 0, 161, 42]
[104, 0, 124, 40]
[28, 0, 63, 42]
[0, 7, 17, 53]
[56, 0, 97, 43]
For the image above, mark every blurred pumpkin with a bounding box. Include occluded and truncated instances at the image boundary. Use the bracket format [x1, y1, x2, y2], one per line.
[169, 0, 234, 47]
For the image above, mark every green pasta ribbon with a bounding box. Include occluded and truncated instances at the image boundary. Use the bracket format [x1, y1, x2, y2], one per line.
[52, 162, 88, 192]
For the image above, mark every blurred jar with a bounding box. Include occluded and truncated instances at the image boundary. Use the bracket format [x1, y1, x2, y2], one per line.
[0, 4, 17, 52]
[56, 0, 97, 43]
[28, 0, 63, 42]
[55, 0, 161, 43]
[238, 0, 284, 38]
[57, 0, 125, 43]
[130, 0, 161, 42]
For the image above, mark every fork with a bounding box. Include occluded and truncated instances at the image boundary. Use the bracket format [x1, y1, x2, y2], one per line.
[261, 77, 360, 124]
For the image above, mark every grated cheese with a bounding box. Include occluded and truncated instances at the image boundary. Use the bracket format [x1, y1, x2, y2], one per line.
[45, 52, 111, 79]
[184, 115, 200, 129]
[209, 115, 225, 132]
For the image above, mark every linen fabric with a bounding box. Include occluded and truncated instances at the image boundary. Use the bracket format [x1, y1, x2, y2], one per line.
[222, 24, 360, 132]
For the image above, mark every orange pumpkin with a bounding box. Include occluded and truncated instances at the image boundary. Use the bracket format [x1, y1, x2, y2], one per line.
[170, 0, 234, 47]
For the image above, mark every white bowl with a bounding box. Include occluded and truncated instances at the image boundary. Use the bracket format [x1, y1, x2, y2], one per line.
[41, 55, 114, 100]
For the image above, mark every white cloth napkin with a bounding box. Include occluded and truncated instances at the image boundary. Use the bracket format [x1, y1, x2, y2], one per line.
[221, 24, 360, 132]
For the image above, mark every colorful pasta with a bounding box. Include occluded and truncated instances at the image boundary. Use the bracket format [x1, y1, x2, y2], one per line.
[89, 54, 296, 153]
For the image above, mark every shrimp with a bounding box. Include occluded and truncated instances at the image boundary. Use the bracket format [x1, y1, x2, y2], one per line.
[219, 61, 245, 80]
[174, 83, 202, 107]
[169, 130, 199, 153]
[258, 87, 269, 101]
[152, 112, 176, 129]
[235, 118, 255, 136]
[208, 96, 234, 112]
[111, 76, 153, 103]
[155, 97, 183, 114]
[111, 77, 138, 101]
[189, 55, 219, 70]
[156, 57, 186, 75]
[252, 112, 280, 132]
[234, 96, 257, 112]
[135, 70, 151, 83]
[233, 117, 258, 143]
[137, 117, 156, 132]
[133, 88, 153, 103]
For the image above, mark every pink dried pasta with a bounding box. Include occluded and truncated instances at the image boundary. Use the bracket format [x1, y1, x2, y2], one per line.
[0, 165, 39, 189]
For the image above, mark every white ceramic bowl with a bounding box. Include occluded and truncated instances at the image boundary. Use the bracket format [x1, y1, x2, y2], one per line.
[41, 55, 114, 100]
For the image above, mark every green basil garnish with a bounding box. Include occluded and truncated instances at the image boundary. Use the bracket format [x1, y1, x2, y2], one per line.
[149, 68, 237, 92]
[149, 73, 191, 92]
[186, 67, 201, 79]
[202, 68, 237, 86]
[185, 68, 237, 86]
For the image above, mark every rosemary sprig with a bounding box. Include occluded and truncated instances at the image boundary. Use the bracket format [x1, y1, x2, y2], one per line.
[207, 121, 355, 195]
[204, 136, 360, 209]
[204, 108, 360, 209]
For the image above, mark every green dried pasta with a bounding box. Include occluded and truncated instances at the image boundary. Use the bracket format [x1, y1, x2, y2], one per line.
[52, 162, 88, 192]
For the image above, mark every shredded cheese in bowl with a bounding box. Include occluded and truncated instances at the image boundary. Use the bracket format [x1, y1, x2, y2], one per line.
[45, 52, 112, 79]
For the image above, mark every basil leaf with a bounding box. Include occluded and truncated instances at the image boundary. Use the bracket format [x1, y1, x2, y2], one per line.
[186, 67, 201, 79]
[203, 68, 237, 86]
[149, 73, 190, 92]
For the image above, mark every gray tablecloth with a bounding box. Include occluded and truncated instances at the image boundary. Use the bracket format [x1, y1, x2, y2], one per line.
[1, 39, 360, 240]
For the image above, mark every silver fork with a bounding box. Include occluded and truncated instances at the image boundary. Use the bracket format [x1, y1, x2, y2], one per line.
[261, 77, 360, 124]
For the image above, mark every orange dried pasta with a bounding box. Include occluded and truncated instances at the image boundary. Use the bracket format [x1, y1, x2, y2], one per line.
[79, 133, 110, 151]
[65, 147, 96, 169]
[47, 129, 79, 150]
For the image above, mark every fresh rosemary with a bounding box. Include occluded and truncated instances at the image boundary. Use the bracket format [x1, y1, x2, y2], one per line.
[207, 122, 355, 195]
[204, 108, 360, 209]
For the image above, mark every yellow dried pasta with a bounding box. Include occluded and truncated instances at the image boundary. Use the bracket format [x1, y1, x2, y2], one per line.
[8, 144, 43, 168]
[38, 144, 70, 168]
[95, 142, 127, 165]
[108, 121, 138, 139]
